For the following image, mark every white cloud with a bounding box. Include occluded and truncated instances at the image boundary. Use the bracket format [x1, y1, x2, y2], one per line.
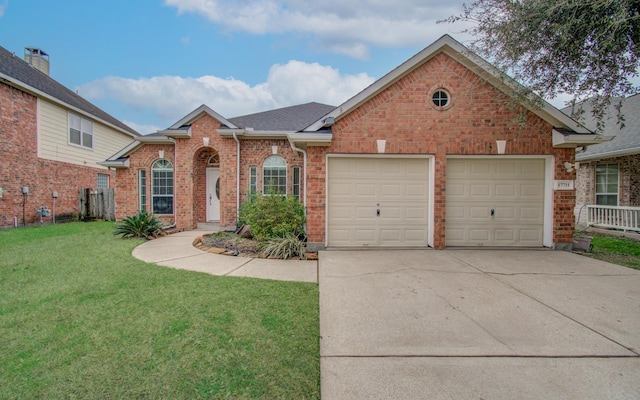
[123, 121, 163, 135]
[164, 0, 466, 59]
[78, 60, 374, 127]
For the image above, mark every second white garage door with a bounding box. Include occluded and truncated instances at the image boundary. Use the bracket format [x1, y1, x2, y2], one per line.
[327, 157, 430, 247]
[446, 158, 545, 247]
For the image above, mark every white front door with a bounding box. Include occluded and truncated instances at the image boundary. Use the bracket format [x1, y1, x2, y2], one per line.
[206, 168, 220, 221]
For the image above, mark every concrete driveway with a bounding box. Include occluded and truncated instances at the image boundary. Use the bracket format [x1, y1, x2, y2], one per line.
[319, 250, 640, 399]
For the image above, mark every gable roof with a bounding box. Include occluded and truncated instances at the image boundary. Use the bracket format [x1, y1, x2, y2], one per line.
[562, 94, 640, 161]
[0, 45, 139, 137]
[229, 102, 335, 131]
[304, 34, 590, 136]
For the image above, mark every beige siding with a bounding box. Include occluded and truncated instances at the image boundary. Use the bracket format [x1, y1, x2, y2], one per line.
[37, 98, 134, 168]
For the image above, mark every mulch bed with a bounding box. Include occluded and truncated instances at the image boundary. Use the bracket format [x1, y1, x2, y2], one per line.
[192, 234, 318, 260]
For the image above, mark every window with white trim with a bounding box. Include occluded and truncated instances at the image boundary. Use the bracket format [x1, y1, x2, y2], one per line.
[139, 169, 147, 212]
[292, 166, 301, 199]
[595, 163, 619, 206]
[263, 155, 286, 195]
[249, 166, 257, 195]
[97, 173, 109, 188]
[152, 159, 174, 214]
[68, 112, 93, 149]
[432, 90, 450, 108]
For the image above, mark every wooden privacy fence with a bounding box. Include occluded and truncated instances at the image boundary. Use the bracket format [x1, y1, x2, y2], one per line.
[587, 205, 640, 232]
[79, 188, 115, 221]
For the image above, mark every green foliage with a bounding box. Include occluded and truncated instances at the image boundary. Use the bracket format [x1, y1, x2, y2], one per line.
[238, 191, 306, 241]
[113, 210, 163, 239]
[0, 222, 320, 399]
[259, 235, 307, 260]
[442, 0, 640, 131]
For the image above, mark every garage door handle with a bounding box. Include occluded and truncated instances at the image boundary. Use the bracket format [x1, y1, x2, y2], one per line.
[377, 209, 380, 217]
[491, 208, 495, 217]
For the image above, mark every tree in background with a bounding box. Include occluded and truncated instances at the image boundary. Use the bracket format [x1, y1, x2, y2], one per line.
[442, 0, 640, 131]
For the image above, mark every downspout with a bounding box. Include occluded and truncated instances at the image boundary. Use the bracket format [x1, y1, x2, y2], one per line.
[233, 133, 241, 226]
[288, 138, 307, 209]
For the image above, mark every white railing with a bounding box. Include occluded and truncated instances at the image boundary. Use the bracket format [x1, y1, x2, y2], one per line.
[587, 205, 640, 232]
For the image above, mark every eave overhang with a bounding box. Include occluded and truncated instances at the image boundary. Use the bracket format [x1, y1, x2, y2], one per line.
[552, 129, 614, 148]
[158, 127, 192, 138]
[217, 128, 332, 146]
[97, 158, 130, 169]
[576, 147, 640, 162]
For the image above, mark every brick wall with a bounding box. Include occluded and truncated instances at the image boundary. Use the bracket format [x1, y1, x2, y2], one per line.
[0, 82, 114, 228]
[306, 52, 576, 249]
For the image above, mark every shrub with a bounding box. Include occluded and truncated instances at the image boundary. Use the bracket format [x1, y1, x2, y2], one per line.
[259, 235, 307, 260]
[113, 210, 163, 239]
[238, 192, 305, 242]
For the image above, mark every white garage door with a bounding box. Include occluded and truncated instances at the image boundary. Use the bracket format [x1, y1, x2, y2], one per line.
[446, 158, 545, 247]
[327, 157, 429, 247]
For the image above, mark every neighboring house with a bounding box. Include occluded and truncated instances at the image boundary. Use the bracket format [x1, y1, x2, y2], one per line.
[0, 46, 139, 228]
[104, 35, 607, 250]
[565, 94, 640, 228]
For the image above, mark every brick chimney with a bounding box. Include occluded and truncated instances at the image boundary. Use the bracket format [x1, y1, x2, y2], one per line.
[24, 47, 50, 76]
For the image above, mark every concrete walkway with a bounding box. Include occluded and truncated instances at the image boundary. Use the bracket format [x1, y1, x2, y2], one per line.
[132, 229, 317, 283]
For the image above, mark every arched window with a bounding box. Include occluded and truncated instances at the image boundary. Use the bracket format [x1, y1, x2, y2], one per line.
[152, 159, 174, 214]
[207, 152, 220, 166]
[263, 155, 286, 195]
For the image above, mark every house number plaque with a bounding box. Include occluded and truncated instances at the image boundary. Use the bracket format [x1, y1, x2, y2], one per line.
[553, 180, 575, 190]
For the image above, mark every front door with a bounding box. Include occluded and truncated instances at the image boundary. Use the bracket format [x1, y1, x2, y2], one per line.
[206, 168, 220, 221]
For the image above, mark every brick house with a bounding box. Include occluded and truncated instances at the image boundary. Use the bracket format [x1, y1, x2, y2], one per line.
[567, 94, 640, 228]
[0, 46, 139, 228]
[104, 35, 607, 250]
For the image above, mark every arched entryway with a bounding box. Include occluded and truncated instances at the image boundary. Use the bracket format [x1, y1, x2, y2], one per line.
[194, 148, 220, 223]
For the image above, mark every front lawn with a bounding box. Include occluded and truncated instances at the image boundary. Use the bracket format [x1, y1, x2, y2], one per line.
[0, 222, 319, 399]
[577, 231, 640, 270]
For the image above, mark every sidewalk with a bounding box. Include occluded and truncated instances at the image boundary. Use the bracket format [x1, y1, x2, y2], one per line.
[132, 229, 317, 283]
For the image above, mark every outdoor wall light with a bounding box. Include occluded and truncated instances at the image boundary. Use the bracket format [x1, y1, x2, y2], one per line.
[564, 161, 580, 172]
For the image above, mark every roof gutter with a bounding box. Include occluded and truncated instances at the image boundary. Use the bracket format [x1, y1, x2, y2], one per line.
[552, 129, 614, 148]
[576, 146, 640, 162]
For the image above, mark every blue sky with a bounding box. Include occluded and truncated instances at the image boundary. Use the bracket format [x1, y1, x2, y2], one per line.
[1, 0, 571, 135]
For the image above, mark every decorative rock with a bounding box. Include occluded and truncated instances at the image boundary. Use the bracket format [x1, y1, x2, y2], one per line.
[237, 225, 253, 239]
[192, 236, 204, 246]
[207, 247, 227, 254]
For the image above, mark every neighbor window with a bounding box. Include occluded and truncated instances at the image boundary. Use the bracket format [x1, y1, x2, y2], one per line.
[595, 163, 619, 206]
[68, 112, 93, 149]
[97, 173, 109, 188]
[249, 166, 257, 195]
[432, 90, 450, 108]
[139, 169, 147, 212]
[292, 166, 301, 199]
[152, 159, 174, 214]
[263, 155, 286, 195]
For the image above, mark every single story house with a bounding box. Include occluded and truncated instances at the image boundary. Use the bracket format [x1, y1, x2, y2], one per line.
[102, 35, 610, 250]
[566, 94, 640, 229]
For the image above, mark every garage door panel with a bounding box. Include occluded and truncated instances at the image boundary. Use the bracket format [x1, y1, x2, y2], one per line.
[328, 157, 430, 247]
[446, 158, 544, 247]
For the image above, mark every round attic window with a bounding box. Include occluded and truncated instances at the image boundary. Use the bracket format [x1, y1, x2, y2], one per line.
[432, 90, 450, 108]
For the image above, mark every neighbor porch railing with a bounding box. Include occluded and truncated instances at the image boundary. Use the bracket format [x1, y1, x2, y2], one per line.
[586, 205, 640, 232]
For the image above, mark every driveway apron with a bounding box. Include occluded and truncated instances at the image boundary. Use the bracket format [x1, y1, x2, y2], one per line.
[319, 249, 640, 399]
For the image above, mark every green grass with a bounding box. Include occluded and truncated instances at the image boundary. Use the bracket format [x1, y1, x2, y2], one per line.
[0, 222, 319, 399]
[577, 232, 640, 270]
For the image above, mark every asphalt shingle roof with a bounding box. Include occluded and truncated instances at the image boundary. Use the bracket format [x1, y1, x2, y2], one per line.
[0, 46, 139, 136]
[561, 94, 640, 160]
[228, 102, 335, 131]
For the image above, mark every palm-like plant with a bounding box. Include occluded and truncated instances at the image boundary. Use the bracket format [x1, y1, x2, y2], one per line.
[113, 210, 163, 239]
